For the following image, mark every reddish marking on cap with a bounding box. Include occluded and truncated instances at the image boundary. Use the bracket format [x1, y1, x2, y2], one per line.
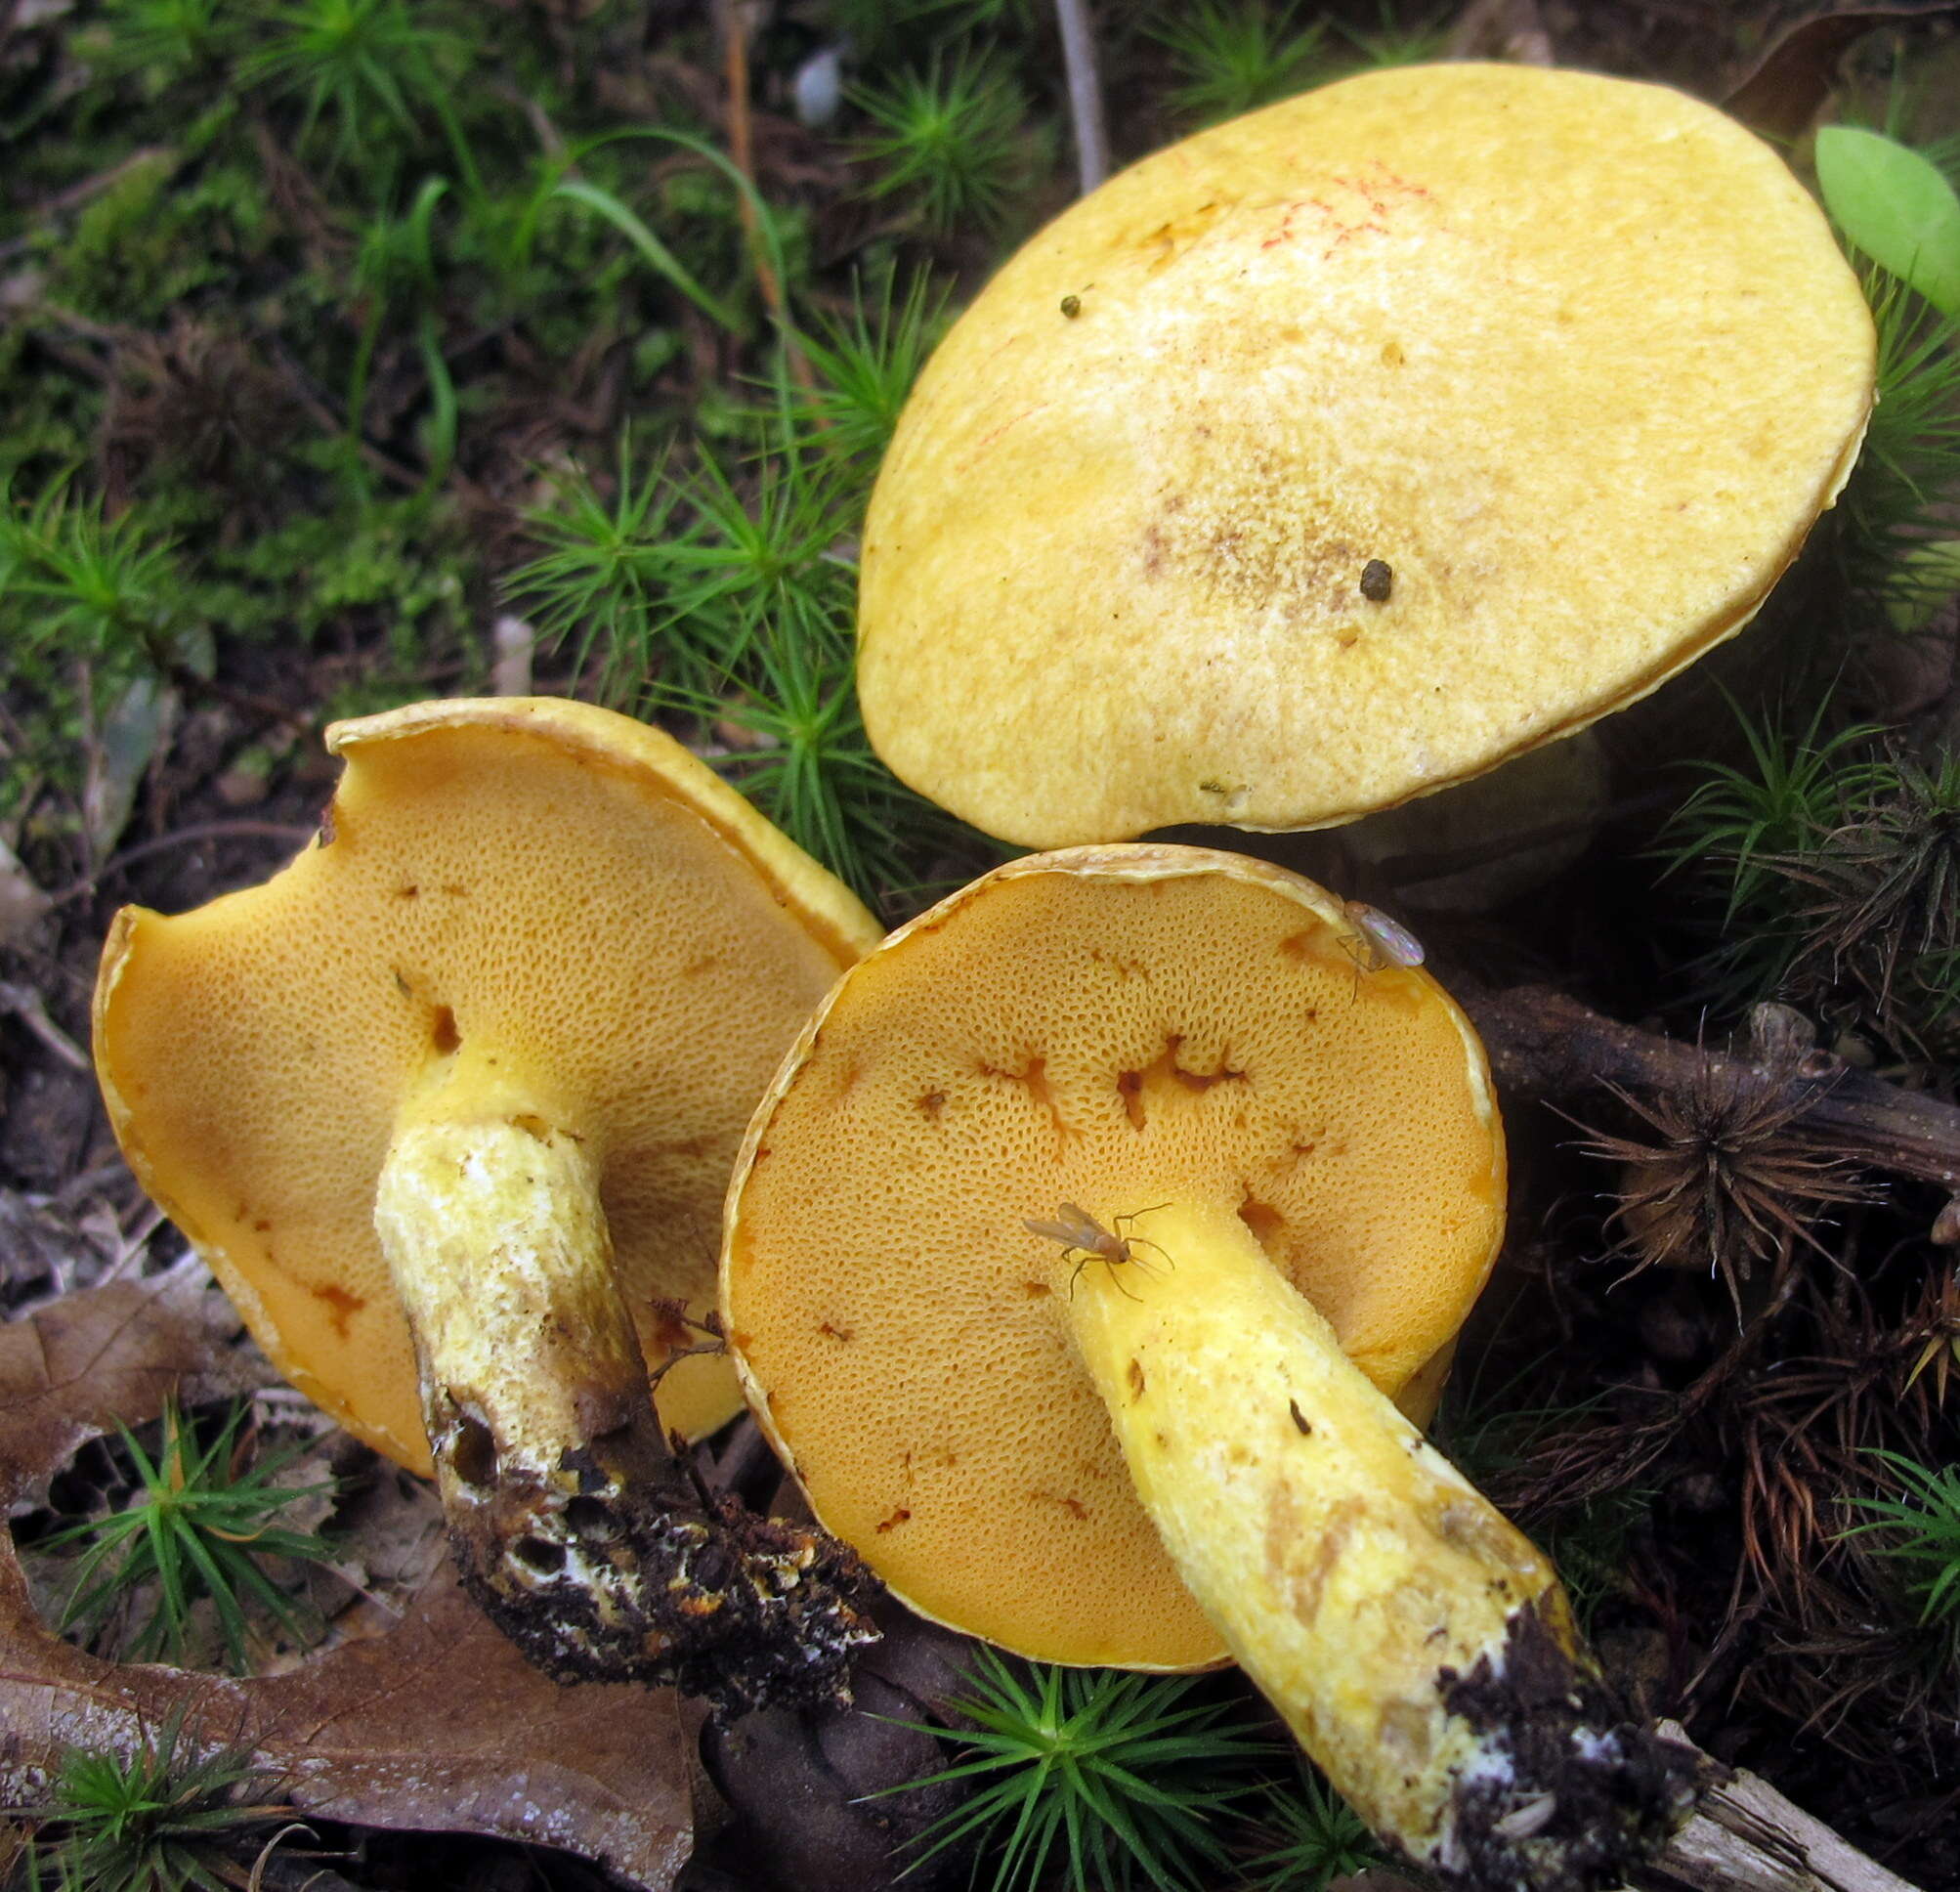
[956, 404, 1051, 472]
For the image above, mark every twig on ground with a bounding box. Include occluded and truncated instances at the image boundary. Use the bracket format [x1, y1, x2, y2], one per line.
[1054, 0, 1110, 194]
[1639, 1722, 1923, 1892]
[1464, 987, 1960, 1218]
[718, 0, 816, 393]
[0, 981, 90, 1071]
[46, 821, 317, 911]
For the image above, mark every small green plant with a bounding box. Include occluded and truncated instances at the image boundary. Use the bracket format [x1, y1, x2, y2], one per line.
[1811, 131, 1960, 601]
[242, 0, 478, 186]
[1837, 276, 1960, 601]
[8, 1709, 295, 1892]
[97, 0, 244, 85]
[1243, 1763, 1380, 1891]
[1148, 1, 1326, 126]
[1841, 1448, 1960, 1629]
[791, 268, 952, 471]
[1325, 1, 1449, 73]
[37, 1399, 338, 1673]
[1655, 701, 1887, 1010]
[1661, 704, 1960, 1044]
[852, 51, 1030, 235]
[505, 422, 972, 905]
[0, 474, 192, 688]
[505, 440, 686, 704]
[1815, 126, 1960, 317]
[874, 1650, 1275, 1892]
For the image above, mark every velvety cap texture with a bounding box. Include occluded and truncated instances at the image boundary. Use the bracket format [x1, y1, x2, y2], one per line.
[858, 63, 1876, 846]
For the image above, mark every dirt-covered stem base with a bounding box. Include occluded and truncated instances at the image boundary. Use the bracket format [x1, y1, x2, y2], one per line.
[374, 1068, 877, 1712]
[1066, 1199, 1692, 1891]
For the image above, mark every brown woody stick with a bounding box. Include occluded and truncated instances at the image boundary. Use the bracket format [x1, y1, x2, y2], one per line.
[1463, 986, 1960, 1215]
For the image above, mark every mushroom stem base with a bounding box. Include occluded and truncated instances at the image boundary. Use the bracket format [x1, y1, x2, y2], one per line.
[1066, 1199, 1692, 1891]
[376, 1110, 878, 1712]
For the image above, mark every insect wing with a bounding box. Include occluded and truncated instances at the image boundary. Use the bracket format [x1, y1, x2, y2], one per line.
[1345, 902, 1426, 969]
[1024, 1204, 1105, 1247]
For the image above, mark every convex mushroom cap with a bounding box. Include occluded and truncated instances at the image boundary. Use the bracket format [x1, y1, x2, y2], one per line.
[723, 846, 1690, 1887]
[95, 697, 886, 1702]
[857, 63, 1877, 847]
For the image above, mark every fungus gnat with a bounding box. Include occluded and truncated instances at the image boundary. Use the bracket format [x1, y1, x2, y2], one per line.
[1341, 900, 1425, 975]
[1359, 559, 1393, 602]
[1025, 1202, 1170, 1299]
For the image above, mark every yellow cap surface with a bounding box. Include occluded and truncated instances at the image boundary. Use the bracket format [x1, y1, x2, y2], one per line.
[723, 845, 1505, 1667]
[859, 64, 1876, 846]
[94, 698, 883, 1471]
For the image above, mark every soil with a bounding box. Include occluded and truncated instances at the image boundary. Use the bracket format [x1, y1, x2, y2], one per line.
[6, 2, 1960, 1888]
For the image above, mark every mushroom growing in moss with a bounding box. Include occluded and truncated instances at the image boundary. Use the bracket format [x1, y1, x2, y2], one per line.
[94, 697, 885, 1708]
[857, 63, 1875, 848]
[722, 845, 1692, 1887]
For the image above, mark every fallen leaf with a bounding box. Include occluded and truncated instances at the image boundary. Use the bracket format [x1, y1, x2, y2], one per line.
[0, 840, 49, 952]
[0, 1257, 263, 1509]
[1723, 5, 1960, 141]
[0, 1277, 695, 1890]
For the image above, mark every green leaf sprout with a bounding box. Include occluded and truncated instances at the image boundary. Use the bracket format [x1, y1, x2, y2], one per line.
[37, 1398, 339, 1674]
[1816, 127, 1960, 317]
[872, 1650, 1276, 1892]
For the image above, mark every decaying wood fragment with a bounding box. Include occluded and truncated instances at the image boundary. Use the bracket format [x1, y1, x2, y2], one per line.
[1463, 986, 1960, 1205]
[1639, 1723, 1922, 1892]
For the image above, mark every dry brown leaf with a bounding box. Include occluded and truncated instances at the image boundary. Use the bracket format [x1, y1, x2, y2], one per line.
[0, 1277, 694, 1890]
[1723, 5, 1960, 140]
[0, 1256, 264, 1505]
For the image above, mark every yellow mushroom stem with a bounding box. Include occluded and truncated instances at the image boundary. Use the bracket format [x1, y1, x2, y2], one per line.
[371, 1051, 879, 1707]
[1065, 1200, 1690, 1891]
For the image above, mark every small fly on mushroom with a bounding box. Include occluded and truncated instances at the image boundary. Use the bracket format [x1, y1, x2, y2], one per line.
[1025, 1203, 1170, 1299]
[1341, 901, 1425, 977]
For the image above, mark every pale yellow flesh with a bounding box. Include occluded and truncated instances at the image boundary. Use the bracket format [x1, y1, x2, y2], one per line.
[1069, 1197, 1565, 1867]
[859, 63, 1876, 846]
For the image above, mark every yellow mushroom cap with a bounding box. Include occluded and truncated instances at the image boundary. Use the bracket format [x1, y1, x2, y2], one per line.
[94, 698, 883, 1472]
[722, 845, 1505, 1669]
[858, 63, 1876, 847]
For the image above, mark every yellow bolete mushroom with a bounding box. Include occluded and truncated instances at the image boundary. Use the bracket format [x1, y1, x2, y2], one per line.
[723, 845, 1690, 1885]
[94, 697, 885, 1706]
[858, 63, 1876, 848]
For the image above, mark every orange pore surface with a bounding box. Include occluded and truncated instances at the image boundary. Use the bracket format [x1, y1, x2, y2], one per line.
[95, 709, 863, 1470]
[725, 849, 1505, 1668]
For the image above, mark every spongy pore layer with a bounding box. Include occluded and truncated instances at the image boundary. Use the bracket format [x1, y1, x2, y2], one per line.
[94, 700, 877, 1471]
[725, 847, 1506, 1668]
